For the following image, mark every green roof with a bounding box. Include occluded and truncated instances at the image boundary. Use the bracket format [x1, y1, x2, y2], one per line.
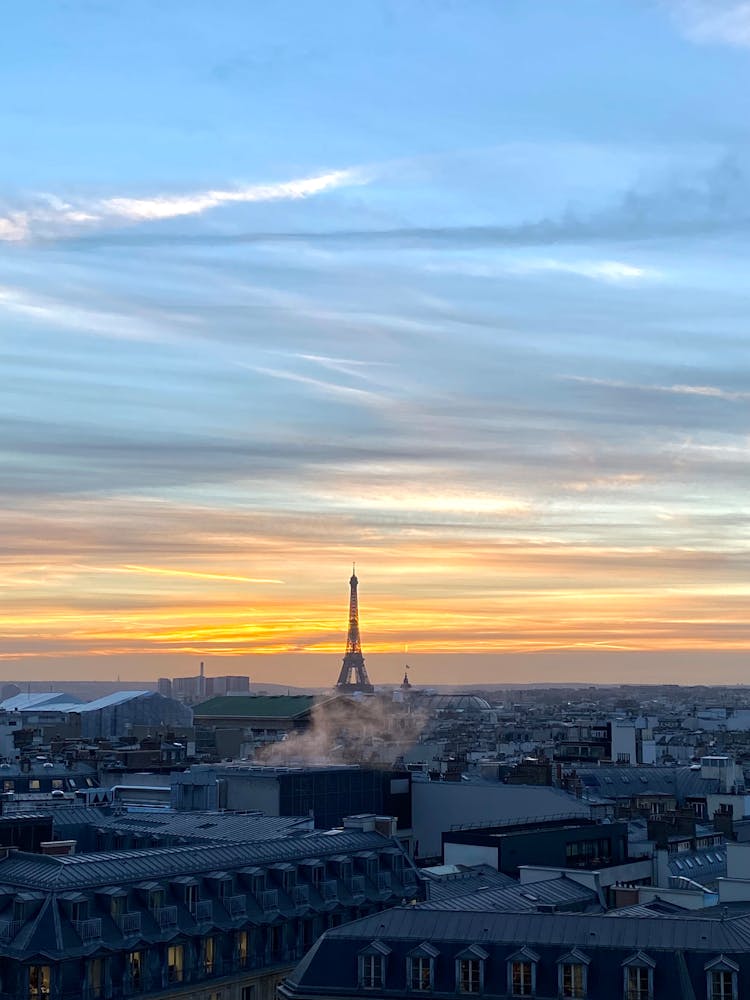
[193, 695, 315, 720]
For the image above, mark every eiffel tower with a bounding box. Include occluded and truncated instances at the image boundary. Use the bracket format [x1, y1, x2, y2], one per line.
[335, 566, 374, 693]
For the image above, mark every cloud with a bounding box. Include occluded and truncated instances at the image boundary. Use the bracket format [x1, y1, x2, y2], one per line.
[0, 168, 367, 242]
[509, 258, 658, 283]
[563, 374, 750, 402]
[666, 1, 750, 47]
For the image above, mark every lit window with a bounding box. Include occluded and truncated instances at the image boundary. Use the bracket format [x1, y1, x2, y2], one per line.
[29, 965, 50, 999]
[458, 960, 481, 994]
[511, 961, 533, 996]
[88, 958, 104, 999]
[204, 936, 216, 975]
[167, 944, 184, 983]
[624, 966, 651, 1000]
[561, 963, 586, 998]
[28, 779, 40, 791]
[127, 951, 143, 991]
[236, 930, 248, 967]
[409, 957, 432, 991]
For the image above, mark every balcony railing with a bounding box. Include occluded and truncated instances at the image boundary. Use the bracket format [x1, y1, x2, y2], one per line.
[0, 919, 21, 941]
[376, 872, 391, 893]
[260, 889, 279, 912]
[348, 876, 366, 898]
[293, 884, 309, 906]
[193, 899, 213, 924]
[227, 894, 246, 918]
[74, 917, 102, 942]
[320, 880, 337, 901]
[154, 905, 178, 929]
[118, 912, 141, 936]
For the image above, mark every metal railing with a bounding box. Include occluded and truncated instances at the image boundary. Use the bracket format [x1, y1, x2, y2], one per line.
[193, 899, 213, 924]
[74, 918, 102, 942]
[0, 919, 21, 941]
[260, 889, 279, 912]
[118, 912, 141, 936]
[320, 880, 337, 901]
[348, 876, 366, 898]
[227, 894, 246, 918]
[154, 905, 177, 929]
[376, 872, 391, 893]
[293, 884, 309, 906]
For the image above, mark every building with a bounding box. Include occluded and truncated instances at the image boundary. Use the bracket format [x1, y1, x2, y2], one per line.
[0, 821, 417, 1000]
[170, 765, 412, 845]
[280, 903, 750, 1000]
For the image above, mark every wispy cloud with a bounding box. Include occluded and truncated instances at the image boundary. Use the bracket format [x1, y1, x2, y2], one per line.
[0, 168, 367, 242]
[509, 258, 659, 283]
[564, 374, 750, 402]
[666, 1, 750, 47]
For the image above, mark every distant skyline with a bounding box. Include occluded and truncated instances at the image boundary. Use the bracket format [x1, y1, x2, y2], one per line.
[2, 1, 750, 686]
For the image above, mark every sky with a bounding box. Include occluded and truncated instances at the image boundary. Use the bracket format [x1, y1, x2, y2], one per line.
[2, 0, 750, 687]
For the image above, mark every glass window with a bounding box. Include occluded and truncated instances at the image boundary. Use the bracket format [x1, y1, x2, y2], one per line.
[29, 966, 51, 999]
[204, 936, 216, 975]
[625, 967, 651, 1000]
[562, 963, 586, 998]
[511, 960, 533, 996]
[362, 954, 384, 989]
[127, 951, 143, 992]
[409, 956, 432, 991]
[236, 930, 248, 967]
[3, 780, 14, 792]
[88, 958, 104, 999]
[28, 779, 40, 791]
[167, 944, 183, 983]
[709, 970, 735, 1000]
[458, 959, 481, 994]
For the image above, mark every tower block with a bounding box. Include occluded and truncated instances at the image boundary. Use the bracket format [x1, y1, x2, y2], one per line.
[335, 567, 374, 693]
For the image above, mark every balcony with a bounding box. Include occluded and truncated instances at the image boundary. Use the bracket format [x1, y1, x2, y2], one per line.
[154, 905, 178, 929]
[0, 919, 21, 941]
[118, 912, 141, 936]
[376, 872, 391, 893]
[293, 884, 309, 907]
[192, 899, 213, 925]
[260, 889, 279, 912]
[347, 876, 366, 899]
[227, 894, 246, 918]
[74, 917, 102, 942]
[320, 880, 337, 901]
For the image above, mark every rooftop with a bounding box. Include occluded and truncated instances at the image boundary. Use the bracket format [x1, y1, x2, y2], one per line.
[193, 695, 315, 719]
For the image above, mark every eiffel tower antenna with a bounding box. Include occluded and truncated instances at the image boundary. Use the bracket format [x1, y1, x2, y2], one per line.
[335, 566, 374, 693]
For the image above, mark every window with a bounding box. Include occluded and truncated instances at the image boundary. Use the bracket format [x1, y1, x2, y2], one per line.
[167, 944, 183, 983]
[51, 779, 63, 790]
[511, 961, 533, 996]
[204, 936, 216, 975]
[3, 780, 13, 792]
[561, 963, 586, 998]
[127, 951, 143, 992]
[88, 958, 104, 999]
[29, 779, 40, 791]
[185, 884, 198, 912]
[362, 954, 384, 989]
[241, 987, 255, 1000]
[709, 971, 734, 1000]
[624, 967, 651, 1000]
[705, 958, 739, 1000]
[409, 957, 432, 991]
[236, 930, 248, 968]
[458, 959, 481, 994]
[29, 965, 51, 999]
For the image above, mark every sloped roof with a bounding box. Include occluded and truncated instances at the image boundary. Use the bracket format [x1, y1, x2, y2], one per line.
[0, 829, 392, 890]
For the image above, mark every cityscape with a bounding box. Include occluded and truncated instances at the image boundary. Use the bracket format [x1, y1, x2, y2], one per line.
[3, 2, 750, 1000]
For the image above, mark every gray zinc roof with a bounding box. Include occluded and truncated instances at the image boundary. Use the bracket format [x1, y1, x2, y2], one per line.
[0, 829, 396, 890]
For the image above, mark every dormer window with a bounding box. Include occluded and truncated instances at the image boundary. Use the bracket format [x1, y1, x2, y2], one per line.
[557, 948, 590, 999]
[455, 945, 488, 995]
[507, 947, 539, 997]
[359, 941, 391, 990]
[408, 942, 439, 992]
[705, 955, 739, 1000]
[622, 952, 655, 1000]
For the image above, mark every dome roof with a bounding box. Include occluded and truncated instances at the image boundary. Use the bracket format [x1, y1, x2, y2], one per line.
[430, 694, 492, 712]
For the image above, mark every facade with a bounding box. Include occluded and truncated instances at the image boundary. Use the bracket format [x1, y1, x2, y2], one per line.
[281, 904, 750, 1000]
[0, 826, 417, 1000]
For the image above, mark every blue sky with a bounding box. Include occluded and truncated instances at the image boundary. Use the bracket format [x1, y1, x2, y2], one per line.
[2, 0, 750, 685]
